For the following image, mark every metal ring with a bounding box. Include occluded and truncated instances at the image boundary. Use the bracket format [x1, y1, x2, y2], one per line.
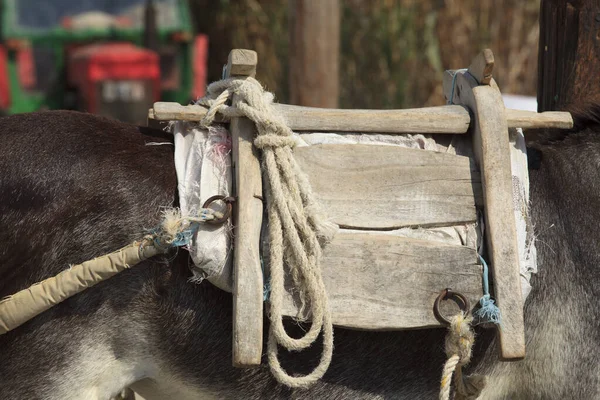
[202, 195, 235, 225]
[433, 288, 471, 326]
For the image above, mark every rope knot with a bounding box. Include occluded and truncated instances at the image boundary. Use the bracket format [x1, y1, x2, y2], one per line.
[445, 313, 475, 365]
[439, 313, 486, 400]
[149, 207, 224, 252]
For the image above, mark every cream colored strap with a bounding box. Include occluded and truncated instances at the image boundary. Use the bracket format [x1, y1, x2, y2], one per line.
[0, 240, 162, 334]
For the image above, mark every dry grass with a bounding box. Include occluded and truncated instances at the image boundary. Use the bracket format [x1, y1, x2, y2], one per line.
[190, 0, 540, 108]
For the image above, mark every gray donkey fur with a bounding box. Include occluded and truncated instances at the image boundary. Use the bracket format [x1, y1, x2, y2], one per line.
[0, 108, 599, 399]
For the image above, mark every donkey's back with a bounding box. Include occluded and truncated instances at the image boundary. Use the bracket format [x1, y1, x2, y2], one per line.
[0, 111, 448, 399]
[1, 109, 599, 399]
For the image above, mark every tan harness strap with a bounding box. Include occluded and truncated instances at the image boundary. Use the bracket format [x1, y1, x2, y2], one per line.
[0, 240, 162, 335]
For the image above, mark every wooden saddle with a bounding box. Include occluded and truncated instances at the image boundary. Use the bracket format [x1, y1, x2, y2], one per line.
[149, 48, 573, 368]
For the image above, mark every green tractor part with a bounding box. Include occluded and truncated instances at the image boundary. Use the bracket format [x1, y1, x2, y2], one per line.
[0, 0, 207, 125]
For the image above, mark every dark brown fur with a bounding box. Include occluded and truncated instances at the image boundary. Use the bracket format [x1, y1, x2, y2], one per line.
[0, 109, 599, 399]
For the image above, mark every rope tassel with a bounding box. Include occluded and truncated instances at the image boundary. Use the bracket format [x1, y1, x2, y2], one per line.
[439, 314, 487, 400]
[197, 77, 338, 388]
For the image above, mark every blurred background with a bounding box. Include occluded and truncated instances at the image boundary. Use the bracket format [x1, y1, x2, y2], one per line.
[191, 0, 540, 108]
[0, 0, 541, 125]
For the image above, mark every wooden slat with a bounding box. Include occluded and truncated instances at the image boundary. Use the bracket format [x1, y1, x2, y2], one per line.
[443, 53, 526, 360]
[280, 231, 483, 330]
[294, 144, 482, 229]
[151, 101, 572, 131]
[275, 103, 470, 133]
[227, 49, 264, 367]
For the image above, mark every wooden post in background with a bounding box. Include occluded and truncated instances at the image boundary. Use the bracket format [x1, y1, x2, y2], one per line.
[289, 0, 340, 108]
[538, 0, 600, 111]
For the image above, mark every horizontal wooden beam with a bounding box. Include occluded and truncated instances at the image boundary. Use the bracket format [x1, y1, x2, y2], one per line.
[505, 109, 572, 129]
[150, 101, 573, 133]
[294, 144, 482, 229]
[274, 104, 470, 133]
[280, 231, 483, 330]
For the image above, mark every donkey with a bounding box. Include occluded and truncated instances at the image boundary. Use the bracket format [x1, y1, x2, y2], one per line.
[0, 107, 598, 399]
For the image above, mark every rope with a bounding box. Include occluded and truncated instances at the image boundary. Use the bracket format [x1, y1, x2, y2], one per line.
[150, 207, 224, 251]
[439, 313, 487, 400]
[0, 205, 222, 336]
[197, 77, 337, 388]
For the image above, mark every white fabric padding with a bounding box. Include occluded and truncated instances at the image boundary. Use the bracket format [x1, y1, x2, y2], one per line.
[510, 128, 537, 300]
[173, 121, 234, 291]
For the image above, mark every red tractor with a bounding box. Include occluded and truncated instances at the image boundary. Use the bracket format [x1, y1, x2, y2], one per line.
[0, 0, 207, 125]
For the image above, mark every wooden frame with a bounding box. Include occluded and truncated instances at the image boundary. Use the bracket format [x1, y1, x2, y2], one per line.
[150, 48, 573, 367]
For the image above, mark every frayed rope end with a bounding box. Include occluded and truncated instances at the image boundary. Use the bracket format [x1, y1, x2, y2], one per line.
[148, 208, 197, 251]
[473, 294, 501, 325]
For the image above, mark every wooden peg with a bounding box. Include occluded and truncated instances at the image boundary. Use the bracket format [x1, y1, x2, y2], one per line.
[226, 49, 258, 78]
[467, 49, 495, 85]
[227, 49, 264, 367]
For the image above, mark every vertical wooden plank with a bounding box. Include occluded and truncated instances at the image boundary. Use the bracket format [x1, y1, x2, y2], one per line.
[225, 49, 264, 367]
[444, 51, 526, 360]
[289, 0, 340, 107]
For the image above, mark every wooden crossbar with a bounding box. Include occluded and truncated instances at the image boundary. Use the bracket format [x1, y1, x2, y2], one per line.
[149, 102, 572, 133]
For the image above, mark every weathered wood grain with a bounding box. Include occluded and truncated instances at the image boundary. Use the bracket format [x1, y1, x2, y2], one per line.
[444, 56, 526, 360]
[280, 231, 483, 330]
[227, 49, 257, 77]
[227, 49, 264, 367]
[467, 48, 495, 85]
[151, 101, 572, 131]
[151, 102, 470, 133]
[275, 103, 470, 133]
[504, 109, 572, 130]
[294, 144, 482, 229]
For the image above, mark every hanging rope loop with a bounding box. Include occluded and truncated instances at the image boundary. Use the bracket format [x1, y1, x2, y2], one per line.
[196, 76, 338, 388]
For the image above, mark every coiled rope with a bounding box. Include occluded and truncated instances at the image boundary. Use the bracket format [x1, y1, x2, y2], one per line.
[198, 77, 337, 388]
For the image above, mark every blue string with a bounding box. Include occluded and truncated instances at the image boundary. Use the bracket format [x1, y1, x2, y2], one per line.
[448, 68, 468, 104]
[473, 254, 501, 325]
[149, 224, 198, 249]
